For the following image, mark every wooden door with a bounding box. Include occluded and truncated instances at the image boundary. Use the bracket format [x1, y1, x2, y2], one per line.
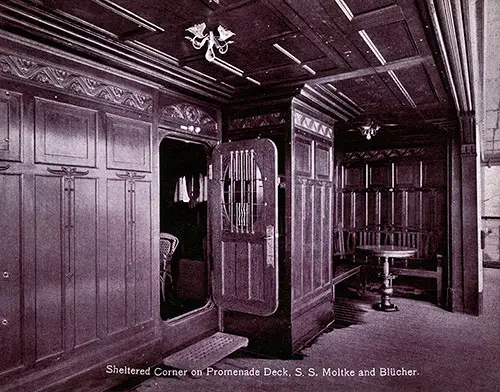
[211, 138, 278, 316]
[106, 172, 153, 332]
[33, 168, 99, 362]
[0, 168, 23, 374]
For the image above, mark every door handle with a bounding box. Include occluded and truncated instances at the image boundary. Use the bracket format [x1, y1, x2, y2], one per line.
[265, 225, 275, 267]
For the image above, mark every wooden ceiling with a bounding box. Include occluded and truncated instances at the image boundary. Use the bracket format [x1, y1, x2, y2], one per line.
[0, 0, 455, 131]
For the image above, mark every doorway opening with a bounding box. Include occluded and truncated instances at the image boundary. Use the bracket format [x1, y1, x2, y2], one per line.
[159, 137, 209, 320]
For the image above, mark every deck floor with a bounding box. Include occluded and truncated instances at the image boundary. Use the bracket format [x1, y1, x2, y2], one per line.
[124, 268, 500, 392]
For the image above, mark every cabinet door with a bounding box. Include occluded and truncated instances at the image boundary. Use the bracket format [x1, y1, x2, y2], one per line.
[106, 114, 151, 172]
[133, 180, 153, 326]
[0, 171, 23, 374]
[34, 98, 97, 168]
[105, 178, 129, 334]
[34, 174, 66, 362]
[70, 176, 99, 348]
[105, 176, 153, 332]
[211, 138, 278, 316]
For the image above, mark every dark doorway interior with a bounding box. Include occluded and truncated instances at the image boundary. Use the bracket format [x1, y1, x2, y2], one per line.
[159, 138, 209, 320]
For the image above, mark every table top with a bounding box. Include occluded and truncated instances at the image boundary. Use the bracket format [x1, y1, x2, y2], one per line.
[356, 244, 417, 258]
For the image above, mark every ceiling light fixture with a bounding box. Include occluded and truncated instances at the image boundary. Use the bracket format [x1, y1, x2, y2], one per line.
[358, 119, 380, 140]
[185, 22, 243, 76]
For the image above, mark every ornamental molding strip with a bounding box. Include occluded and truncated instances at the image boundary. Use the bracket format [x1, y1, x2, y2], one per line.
[161, 103, 217, 133]
[461, 144, 476, 155]
[293, 111, 333, 138]
[228, 112, 287, 131]
[344, 147, 446, 162]
[0, 52, 153, 113]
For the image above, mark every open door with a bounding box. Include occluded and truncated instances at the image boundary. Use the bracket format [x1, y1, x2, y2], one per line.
[211, 138, 278, 316]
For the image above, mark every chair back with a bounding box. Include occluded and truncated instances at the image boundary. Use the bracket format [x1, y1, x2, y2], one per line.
[333, 230, 356, 258]
[384, 229, 430, 259]
[355, 227, 384, 246]
[160, 232, 179, 267]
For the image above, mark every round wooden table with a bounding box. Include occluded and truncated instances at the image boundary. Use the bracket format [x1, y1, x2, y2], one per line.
[356, 245, 417, 311]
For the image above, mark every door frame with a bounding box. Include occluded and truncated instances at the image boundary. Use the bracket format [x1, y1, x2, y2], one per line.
[157, 130, 218, 324]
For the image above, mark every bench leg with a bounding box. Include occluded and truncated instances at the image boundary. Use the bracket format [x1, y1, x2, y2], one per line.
[436, 266, 443, 307]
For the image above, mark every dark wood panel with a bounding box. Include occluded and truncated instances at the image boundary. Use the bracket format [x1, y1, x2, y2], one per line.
[407, 191, 421, 228]
[106, 179, 128, 334]
[368, 162, 392, 188]
[345, 0, 396, 15]
[315, 144, 331, 179]
[333, 75, 403, 111]
[366, 21, 418, 62]
[313, 185, 323, 288]
[294, 138, 312, 176]
[302, 184, 314, 295]
[380, 191, 391, 226]
[106, 114, 151, 172]
[292, 180, 303, 301]
[338, 152, 446, 237]
[394, 65, 440, 106]
[34, 175, 64, 362]
[249, 243, 265, 302]
[395, 161, 420, 187]
[342, 192, 352, 227]
[72, 177, 99, 348]
[290, 290, 332, 353]
[354, 191, 366, 227]
[34, 98, 97, 167]
[323, 186, 332, 284]
[423, 161, 446, 187]
[221, 241, 237, 298]
[0, 91, 21, 162]
[133, 180, 153, 326]
[343, 164, 364, 188]
[45, 0, 150, 38]
[275, 33, 325, 63]
[367, 191, 378, 226]
[394, 190, 405, 227]
[0, 173, 23, 374]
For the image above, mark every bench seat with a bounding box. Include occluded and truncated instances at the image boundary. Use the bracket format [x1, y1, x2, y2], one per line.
[333, 227, 444, 306]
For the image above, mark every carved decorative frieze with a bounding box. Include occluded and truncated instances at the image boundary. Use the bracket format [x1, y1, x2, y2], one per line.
[461, 144, 476, 155]
[293, 111, 333, 138]
[0, 53, 153, 113]
[344, 147, 446, 162]
[228, 112, 287, 131]
[0, 163, 10, 171]
[161, 103, 217, 134]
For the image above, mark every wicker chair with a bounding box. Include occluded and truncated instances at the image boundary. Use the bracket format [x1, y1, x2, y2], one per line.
[160, 232, 179, 303]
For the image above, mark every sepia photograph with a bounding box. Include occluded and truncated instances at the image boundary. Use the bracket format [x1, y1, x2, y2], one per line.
[0, 0, 498, 391]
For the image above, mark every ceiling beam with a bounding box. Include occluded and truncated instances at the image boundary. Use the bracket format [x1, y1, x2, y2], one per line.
[262, 0, 348, 69]
[283, 54, 434, 87]
[352, 4, 405, 30]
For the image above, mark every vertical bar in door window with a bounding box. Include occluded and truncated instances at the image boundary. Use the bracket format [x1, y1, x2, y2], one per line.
[230, 151, 234, 233]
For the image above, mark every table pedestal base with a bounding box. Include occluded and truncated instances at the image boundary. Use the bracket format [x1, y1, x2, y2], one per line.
[373, 302, 399, 312]
[374, 258, 399, 312]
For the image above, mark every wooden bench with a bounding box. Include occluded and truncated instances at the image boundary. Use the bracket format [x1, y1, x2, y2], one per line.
[384, 228, 443, 306]
[333, 227, 444, 306]
[332, 230, 362, 295]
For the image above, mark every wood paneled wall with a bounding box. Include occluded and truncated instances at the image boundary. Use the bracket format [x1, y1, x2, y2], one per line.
[337, 147, 447, 251]
[0, 78, 156, 385]
[291, 133, 333, 304]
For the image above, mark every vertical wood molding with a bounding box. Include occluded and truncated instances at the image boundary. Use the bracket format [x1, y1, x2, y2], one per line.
[427, 0, 481, 315]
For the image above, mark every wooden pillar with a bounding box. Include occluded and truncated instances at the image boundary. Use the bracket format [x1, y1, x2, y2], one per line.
[449, 112, 481, 315]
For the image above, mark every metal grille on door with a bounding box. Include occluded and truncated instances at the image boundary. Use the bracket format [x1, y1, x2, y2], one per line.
[222, 149, 264, 234]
